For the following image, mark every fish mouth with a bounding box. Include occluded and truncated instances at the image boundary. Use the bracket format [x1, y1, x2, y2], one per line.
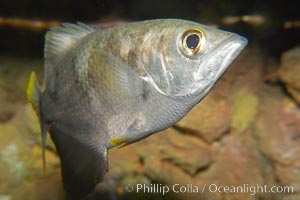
[214, 35, 248, 79]
[191, 34, 247, 97]
[193, 34, 247, 83]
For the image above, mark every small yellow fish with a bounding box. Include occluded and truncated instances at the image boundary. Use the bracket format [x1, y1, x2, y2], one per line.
[26, 19, 247, 198]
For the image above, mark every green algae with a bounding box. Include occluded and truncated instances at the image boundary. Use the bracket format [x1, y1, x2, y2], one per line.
[231, 89, 259, 133]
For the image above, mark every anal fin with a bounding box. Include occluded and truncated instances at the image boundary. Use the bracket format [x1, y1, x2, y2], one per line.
[49, 123, 108, 199]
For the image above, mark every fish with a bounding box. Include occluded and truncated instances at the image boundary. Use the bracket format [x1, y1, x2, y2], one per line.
[26, 19, 247, 199]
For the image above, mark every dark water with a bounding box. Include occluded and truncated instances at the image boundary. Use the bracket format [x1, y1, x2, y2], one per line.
[0, 0, 299, 58]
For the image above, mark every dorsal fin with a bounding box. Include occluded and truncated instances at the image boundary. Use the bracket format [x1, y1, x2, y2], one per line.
[45, 22, 97, 59]
[44, 22, 98, 83]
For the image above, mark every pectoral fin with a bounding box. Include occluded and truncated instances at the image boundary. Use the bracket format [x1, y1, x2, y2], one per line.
[109, 137, 128, 148]
[89, 49, 141, 98]
[49, 123, 107, 199]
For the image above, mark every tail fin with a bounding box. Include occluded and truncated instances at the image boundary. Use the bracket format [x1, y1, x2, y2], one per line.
[26, 71, 48, 173]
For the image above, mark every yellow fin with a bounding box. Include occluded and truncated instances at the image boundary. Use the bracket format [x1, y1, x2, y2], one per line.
[26, 71, 41, 115]
[26, 71, 48, 174]
[110, 137, 128, 148]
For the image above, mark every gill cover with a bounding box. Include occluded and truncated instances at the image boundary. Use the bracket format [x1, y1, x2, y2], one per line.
[143, 26, 208, 97]
[143, 22, 246, 98]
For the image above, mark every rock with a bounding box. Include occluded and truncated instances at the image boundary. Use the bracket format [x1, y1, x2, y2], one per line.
[0, 124, 31, 185]
[0, 89, 16, 122]
[275, 165, 300, 194]
[0, 55, 43, 122]
[279, 46, 300, 104]
[254, 85, 300, 193]
[0, 171, 65, 200]
[176, 93, 231, 143]
[10, 104, 56, 151]
[195, 131, 276, 200]
[133, 128, 212, 178]
[109, 145, 143, 185]
[222, 48, 265, 92]
[0, 105, 62, 199]
[0, 122, 63, 200]
[0, 55, 64, 199]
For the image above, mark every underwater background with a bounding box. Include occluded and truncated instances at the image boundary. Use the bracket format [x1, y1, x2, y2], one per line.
[0, 0, 299, 200]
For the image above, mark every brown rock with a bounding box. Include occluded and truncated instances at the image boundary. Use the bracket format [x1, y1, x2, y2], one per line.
[10, 104, 56, 151]
[109, 145, 143, 185]
[11, 171, 65, 200]
[0, 124, 31, 185]
[221, 48, 265, 92]
[254, 86, 300, 192]
[195, 130, 276, 200]
[0, 55, 43, 122]
[275, 165, 300, 194]
[0, 89, 16, 122]
[0, 105, 62, 199]
[279, 46, 300, 104]
[176, 93, 230, 143]
[133, 128, 212, 178]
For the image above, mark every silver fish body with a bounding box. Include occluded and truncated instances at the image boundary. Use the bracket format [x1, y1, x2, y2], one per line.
[27, 19, 247, 198]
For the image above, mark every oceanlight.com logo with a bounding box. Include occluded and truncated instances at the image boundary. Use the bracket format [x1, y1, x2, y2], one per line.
[124, 183, 294, 196]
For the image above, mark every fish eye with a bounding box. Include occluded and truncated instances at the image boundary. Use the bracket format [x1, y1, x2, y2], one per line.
[186, 34, 200, 49]
[181, 28, 205, 57]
